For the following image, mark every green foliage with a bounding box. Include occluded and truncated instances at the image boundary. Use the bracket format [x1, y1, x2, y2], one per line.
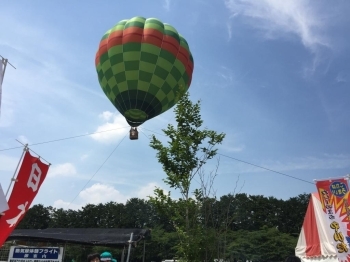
[14, 192, 306, 262]
[16, 204, 51, 229]
[149, 92, 226, 261]
[227, 226, 297, 262]
[150, 91, 225, 197]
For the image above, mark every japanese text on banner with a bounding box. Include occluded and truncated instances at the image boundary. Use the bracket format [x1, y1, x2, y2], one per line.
[316, 178, 350, 261]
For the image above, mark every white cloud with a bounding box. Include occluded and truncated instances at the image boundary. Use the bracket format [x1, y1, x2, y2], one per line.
[53, 183, 126, 210]
[79, 183, 127, 204]
[136, 182, 159, 199]
[225, 0, 330, 51]
[48, 163, 77, 178]
[53, 182, 163, 210]
[90, 112, 129, 142]
[99, 111, 114, 121]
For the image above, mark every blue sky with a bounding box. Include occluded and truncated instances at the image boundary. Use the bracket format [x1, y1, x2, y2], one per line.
[1, 0, 350, 210]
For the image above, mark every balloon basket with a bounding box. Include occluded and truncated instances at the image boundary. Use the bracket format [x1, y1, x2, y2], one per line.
[129, 127, 138, 140]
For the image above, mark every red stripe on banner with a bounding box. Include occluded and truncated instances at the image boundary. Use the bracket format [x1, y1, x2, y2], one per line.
[0, 150, 50, 246]
[304, 194, 322, 257]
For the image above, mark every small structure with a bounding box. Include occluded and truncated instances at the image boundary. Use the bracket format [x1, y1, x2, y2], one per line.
[7, 228, 150, 262]
[129, 127, 138, 140]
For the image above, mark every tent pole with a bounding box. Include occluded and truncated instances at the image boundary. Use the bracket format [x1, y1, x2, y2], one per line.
[126, 233, 133, 262]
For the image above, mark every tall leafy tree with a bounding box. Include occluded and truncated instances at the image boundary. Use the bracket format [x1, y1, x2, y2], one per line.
[17, 204, 51, 229]
[149, 91, 225, 261]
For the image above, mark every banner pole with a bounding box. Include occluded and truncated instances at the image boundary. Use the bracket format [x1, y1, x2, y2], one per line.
[0, 55, 16, 117]
[15, 139, 51, 165]
[5, 144, 28, 198]
[0, 58, 7, 116]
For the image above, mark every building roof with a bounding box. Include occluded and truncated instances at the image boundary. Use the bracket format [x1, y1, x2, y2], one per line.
[8, 228, 150, 247]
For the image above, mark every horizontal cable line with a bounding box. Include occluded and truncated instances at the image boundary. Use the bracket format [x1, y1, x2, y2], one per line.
[1, 125, 314, 185]
[0, 126, 130, 152]
[218, 153, 314, 185]
[140, 128, 314, 185]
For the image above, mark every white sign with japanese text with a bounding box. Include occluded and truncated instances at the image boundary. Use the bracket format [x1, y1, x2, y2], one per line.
[8, 246, 64, 262]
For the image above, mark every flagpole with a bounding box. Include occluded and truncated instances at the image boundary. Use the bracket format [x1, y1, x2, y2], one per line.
[15, 139, 51, 165]
[5, 145, 28, 199]
[0, 55, 16, 117]
[0, 58, 7, 115]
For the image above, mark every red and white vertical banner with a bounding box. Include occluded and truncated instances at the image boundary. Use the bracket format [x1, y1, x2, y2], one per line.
[316, 177, 350, 262]
[0, 150, 50, 246]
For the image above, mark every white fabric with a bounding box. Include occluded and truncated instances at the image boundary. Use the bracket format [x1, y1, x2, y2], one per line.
[0, 183, 9, 213]
[296, 193, 338, 258]
[301, 256, 339, 262]
[313, 194, 338, 257]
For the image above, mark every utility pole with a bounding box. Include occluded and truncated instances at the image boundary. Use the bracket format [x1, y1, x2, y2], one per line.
[0, 55, 16, 116]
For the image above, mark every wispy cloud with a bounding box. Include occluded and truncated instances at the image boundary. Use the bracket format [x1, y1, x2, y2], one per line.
[336, 71, 347, 83]
[80, 154, 89, 161]
[215, 66, 235, 88]
[225, 0, 330, 52]
[219, 132, 245, 153]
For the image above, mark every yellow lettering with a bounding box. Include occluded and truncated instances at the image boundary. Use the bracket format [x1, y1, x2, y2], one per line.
[337, 242, 348, 253]
[330, 221, 340, 230]
[334, 231, 345, 242]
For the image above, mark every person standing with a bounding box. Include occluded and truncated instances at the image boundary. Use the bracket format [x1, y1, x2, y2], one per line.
[100, 251, 113, 262]
[87, 253, 100, 262]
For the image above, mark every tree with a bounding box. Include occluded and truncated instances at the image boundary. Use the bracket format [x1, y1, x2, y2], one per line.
[227, 226, 297, 262]
[17, 204, 51, 229]
[149, 91, 225, 261]
[278, 193, 310, 234]
[124, 198, 154, 228]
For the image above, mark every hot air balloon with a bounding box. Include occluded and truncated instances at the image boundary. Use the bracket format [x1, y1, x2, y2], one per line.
[95, 16, 194, 139]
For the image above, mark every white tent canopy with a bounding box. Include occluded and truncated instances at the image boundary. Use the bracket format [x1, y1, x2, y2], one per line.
[0, 184, 8, 214]
[295, 193, 338, 262]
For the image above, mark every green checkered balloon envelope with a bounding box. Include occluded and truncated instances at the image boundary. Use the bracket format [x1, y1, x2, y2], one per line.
[95, 16, 194, 127]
